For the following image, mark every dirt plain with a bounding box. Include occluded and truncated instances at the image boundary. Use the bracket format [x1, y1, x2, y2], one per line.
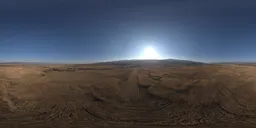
[1, 61, 256, 128]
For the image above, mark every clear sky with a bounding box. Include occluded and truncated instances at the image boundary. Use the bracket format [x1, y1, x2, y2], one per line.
[0, 0, 256, 63]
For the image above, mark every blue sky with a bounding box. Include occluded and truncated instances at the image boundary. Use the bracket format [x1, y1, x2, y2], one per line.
[0, 0, 256, 63]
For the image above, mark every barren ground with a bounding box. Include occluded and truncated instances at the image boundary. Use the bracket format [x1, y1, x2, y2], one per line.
[1, 63, 256, 128]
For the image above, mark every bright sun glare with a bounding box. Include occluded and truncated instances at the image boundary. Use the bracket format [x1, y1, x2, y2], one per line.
[141, 47, 161, 59]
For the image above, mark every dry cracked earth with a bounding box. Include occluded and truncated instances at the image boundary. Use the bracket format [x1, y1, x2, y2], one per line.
[1, 63, 256, 128]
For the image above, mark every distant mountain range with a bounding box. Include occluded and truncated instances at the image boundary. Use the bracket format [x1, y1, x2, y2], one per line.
[0, 59, 205, 66]
[95, 59, 205, 67]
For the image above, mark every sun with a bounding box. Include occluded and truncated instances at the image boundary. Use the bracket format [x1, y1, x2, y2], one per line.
[141, 47, 161, 59]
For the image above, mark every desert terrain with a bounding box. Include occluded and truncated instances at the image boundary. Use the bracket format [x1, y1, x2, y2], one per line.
[1, 60, 256, 128]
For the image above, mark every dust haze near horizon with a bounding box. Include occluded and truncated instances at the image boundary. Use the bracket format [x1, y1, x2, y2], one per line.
[1, 0, 256, 63]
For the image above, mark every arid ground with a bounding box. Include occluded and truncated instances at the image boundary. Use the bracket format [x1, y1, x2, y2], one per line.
[1, 61, 256, 128]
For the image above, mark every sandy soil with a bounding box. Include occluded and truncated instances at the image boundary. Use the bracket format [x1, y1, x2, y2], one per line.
[1, 63, 256, 128]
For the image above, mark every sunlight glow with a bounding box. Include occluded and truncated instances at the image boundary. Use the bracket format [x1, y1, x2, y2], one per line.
[141, 46, 162, 59]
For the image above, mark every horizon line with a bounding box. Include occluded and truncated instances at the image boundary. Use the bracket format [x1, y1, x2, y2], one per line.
[1, 59, 256, 65]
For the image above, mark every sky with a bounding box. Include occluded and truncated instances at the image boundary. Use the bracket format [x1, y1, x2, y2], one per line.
[0, 0, 256, 63]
